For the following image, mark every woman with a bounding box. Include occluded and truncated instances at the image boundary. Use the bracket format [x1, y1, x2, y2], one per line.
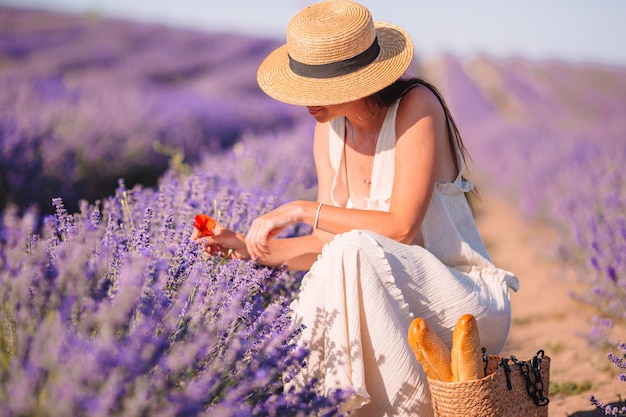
[193, 1, 519, 415]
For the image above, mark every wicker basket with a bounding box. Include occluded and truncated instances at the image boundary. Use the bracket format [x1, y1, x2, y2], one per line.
[428, 351, 550, 417]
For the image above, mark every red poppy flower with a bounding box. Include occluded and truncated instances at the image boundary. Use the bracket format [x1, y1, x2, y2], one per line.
[194, 214, 216, 236]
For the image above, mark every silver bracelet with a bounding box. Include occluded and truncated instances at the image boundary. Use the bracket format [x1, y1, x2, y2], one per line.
[313, 202, 323, 230]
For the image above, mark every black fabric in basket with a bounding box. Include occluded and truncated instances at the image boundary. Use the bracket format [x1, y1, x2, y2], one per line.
[427, 350, 550, 417]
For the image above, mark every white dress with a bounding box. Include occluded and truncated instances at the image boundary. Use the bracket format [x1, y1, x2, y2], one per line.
[289, 99, 520, 416]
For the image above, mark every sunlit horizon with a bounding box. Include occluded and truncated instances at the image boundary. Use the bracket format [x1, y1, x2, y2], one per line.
[2, 0, 626, 67]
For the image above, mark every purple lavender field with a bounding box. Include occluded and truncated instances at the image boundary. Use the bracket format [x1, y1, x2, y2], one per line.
[1, 6, 625, 416]
[0, 7, 304, 214]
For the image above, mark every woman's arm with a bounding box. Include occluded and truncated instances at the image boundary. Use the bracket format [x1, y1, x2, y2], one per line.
[194, 222, 327, 271]
[243, 121, 336, 267]
[198, 122, 337, 271]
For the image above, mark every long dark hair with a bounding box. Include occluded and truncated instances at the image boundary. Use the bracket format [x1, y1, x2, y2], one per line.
[372, 77, 478, 207]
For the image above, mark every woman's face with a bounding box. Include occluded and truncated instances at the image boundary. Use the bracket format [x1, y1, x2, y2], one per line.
[305, 101, 353, 123]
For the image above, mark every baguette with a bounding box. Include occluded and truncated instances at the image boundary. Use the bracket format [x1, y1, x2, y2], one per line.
[407, 318, 453, 382]
[450, 314, 483, 382]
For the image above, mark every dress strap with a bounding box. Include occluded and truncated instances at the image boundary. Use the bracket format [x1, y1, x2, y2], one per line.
[366, 100, 400, 210]
[329, 117, 344, 173]
[329, 117, 346, 207]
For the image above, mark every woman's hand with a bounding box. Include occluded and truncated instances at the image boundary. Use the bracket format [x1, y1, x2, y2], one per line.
[245, 203, 302, 261]
[192, 222, 249, 260]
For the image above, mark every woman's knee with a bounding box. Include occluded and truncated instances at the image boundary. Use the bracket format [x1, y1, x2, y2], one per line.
[322, 230, 382, 257]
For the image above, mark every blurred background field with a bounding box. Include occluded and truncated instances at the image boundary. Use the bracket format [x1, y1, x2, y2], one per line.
[0, 4, 624, 416]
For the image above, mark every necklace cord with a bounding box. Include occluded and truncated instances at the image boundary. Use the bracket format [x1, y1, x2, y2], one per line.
[347, 117, 382, 187]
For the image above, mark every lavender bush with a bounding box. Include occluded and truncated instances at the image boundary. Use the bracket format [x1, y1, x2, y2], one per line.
[0, 157, 345, 415]
[590, 343, 626, 416]
[0, 6, 301, 213]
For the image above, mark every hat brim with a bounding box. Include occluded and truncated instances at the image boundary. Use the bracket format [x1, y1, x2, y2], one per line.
[257, 22, 414, 106]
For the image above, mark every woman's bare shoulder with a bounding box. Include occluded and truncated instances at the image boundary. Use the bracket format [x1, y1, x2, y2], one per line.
[398, 84, 445, 118]
[396, 84, 446, 135]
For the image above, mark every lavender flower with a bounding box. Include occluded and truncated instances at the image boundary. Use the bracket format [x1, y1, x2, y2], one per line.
[0, 166, 348, 416]
[0, 7, 300, 214]
[590, 343, 626, 416]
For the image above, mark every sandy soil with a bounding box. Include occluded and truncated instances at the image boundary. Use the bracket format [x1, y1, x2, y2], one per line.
[474, 191, 624, 416]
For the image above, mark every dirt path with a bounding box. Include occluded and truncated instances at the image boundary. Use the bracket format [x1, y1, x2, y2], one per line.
[474, 192, 624, 416]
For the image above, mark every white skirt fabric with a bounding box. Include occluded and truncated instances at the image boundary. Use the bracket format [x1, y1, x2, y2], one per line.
[288, 230, 515, 417]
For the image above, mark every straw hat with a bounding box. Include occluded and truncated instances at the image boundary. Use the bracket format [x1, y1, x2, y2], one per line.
[257, 0, 414, 106]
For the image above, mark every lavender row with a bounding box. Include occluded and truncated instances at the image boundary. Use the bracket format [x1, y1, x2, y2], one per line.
[441, 57, 626, 345]
[0, 122, 344, 415]
[590, 343, 626, 415]
[0, 7, 302, 214]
